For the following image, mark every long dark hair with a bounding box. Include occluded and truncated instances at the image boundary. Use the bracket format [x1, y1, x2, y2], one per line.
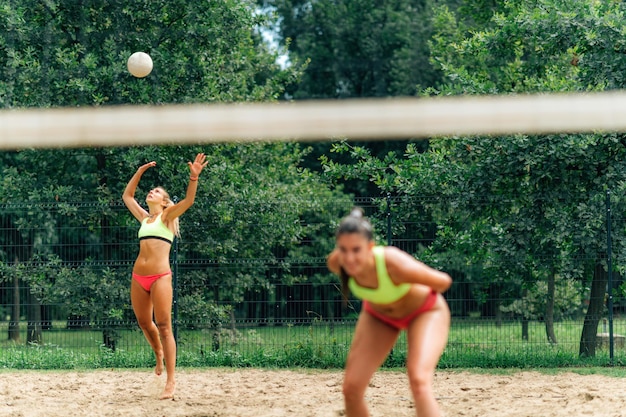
[336, 207, 374, 304]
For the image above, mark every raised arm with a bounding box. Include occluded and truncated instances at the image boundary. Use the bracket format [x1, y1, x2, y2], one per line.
[162, 153, 208, 221]
[384, 246, 452, 293]
[122, 161, 155, 221]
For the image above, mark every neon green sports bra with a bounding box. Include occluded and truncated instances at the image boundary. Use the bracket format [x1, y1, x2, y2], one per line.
[348, 246, 411, 305]
[138, 213, 174, 244]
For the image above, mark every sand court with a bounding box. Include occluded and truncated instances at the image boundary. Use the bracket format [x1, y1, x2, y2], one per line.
[0, 368, 624, 416]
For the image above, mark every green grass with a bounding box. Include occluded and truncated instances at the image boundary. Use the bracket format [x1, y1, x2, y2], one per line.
[1, 318, 626, 370]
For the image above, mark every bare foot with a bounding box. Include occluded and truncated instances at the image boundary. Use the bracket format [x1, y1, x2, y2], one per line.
[155, 350, 164, 376]
[159, 380, 176, 400]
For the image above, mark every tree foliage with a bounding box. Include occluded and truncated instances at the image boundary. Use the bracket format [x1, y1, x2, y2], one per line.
[0, 0, 301, 107]
[260, 0, 441, 98]
[0, 0, 350, 347]
[322, 0, 626, 354]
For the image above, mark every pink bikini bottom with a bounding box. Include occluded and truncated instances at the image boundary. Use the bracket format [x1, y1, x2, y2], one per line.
[132, 271, 171, 292]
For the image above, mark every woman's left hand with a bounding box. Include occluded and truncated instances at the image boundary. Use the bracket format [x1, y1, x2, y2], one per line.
[188, 153, 208, 178]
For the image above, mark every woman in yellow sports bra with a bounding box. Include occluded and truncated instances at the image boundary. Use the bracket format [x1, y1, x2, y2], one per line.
[327, 208, 452, 417]
[122, 153, 208, 400]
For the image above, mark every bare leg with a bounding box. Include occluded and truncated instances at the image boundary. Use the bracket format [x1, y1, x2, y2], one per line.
[343, 309, 400, 417]
[130, 279, 164, 376]
[151, 275, 176, 400]
[405, 296, 450, 417]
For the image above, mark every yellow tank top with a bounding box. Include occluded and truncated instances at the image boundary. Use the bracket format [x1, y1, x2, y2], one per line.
[348, 246, 411, 304]
[137, 213, 174, 244]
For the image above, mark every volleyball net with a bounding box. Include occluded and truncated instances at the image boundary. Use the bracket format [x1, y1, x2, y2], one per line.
[2, 90, 626, 149]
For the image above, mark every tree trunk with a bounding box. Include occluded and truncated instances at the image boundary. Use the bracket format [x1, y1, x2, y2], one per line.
[545, 272, 557, 344]
[8, 273, 20, 342]
[521, 319, 529, 341]
[102, 329, 117, 351]
[579, 258, 607, 357]
[26, 289, 42, 345]
[520, 287, 529, 341]
[211, 324, 221, 352]
[495, 302, 502, 328]
[230, 309, 236, 333]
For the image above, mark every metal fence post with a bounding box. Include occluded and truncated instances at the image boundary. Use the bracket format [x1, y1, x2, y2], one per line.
[171, 196, 180, 348]
[606, 190, 614, 364]
[172, 235, 179, 346]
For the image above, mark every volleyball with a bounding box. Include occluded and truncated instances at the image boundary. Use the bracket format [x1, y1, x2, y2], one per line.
[127, 52, 153, 78]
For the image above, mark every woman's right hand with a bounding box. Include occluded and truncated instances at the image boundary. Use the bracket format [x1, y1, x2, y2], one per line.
[138, 161, 156, 173]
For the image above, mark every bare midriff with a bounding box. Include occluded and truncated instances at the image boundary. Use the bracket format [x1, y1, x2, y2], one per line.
[133, 239, 172, 276]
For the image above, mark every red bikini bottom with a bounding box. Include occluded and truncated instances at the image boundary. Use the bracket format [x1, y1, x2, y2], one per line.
[363, 289, 438, 330]
[132, 271, 172, 292]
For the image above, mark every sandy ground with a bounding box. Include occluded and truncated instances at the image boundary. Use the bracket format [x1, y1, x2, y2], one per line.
[0, 368, 625, 417]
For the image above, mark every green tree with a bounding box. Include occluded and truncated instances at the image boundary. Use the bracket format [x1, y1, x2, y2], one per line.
[427, 0, 626, 356]
[0, 0, 352, 350]
[260, 0, 440, 98]
[258, 0, 442, 195]
[1, 0, 300, 107]
[322, 0, 626, 357]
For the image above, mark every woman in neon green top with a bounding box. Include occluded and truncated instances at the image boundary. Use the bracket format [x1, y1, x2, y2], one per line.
[327, 208, 452, 417]
[123, 153, 208, 400]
